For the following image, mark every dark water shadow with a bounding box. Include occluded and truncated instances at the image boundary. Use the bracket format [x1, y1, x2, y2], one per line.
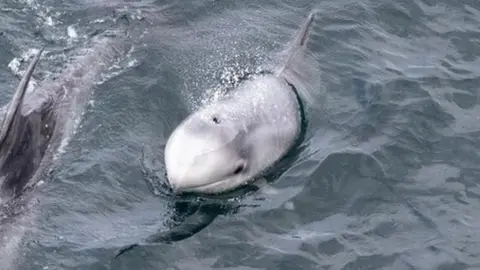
[112, 145, 264, 259]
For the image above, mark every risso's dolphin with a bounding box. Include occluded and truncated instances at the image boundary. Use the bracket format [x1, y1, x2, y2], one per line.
[0, 35, 128, 202]
[114, 12, 318, 259]
[164, 12, 316, 194]
[0, 25, 130, 268]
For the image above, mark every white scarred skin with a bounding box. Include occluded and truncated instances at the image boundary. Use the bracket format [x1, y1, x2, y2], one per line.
[164, 75, 300, 194]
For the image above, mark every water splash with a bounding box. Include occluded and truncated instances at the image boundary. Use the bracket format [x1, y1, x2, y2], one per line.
[189, 51, 271, 110]
[7, 48, 42, 94]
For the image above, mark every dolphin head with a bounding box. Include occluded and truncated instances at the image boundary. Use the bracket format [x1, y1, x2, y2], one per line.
[164, 105, 252, 194]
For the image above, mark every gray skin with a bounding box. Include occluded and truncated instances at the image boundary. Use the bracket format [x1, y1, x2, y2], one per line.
[0, 34, 126, 202]
[0, 30, 129, 268]
[165, 13, 315, 194]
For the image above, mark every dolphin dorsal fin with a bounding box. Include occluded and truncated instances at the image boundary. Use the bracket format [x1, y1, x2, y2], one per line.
[0, 49, 43, 148]
[275, 12, 323, 107]
[277, 12, 315, 77]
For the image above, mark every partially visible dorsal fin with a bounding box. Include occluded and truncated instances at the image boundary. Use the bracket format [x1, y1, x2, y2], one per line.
[276, 12, 321, 107]
[277, 13, 315, 77]
[0, 48, 43, 148]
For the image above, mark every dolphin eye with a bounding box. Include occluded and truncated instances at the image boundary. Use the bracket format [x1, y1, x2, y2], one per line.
[212, 116, 220, 124]
[233, 164, 244, 175]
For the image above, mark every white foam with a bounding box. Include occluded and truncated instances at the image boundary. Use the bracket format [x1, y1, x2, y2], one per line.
[7, 48, 42, 94]
[67, 25, 78, 39]
[7, 58, 21, 74]
[90, 18, 108, 24]
[44, 16, 54, 26]
[8, 48, 42, 73]
[284, 201, 295, 210]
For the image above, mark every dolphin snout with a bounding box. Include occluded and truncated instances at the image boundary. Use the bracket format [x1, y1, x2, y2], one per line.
[165, 170, 184, 192]
[165, 165, 199, 193]
[165, 175, 176, 191]
[166, 175, 194, 193]
[165, 172, 190, 191]
[165, 164, 219, 193]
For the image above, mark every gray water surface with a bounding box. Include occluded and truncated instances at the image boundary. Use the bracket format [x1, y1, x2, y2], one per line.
[1, 0, 480, 269]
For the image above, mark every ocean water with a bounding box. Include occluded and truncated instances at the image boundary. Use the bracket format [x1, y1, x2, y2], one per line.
[1, 0, 480, 269]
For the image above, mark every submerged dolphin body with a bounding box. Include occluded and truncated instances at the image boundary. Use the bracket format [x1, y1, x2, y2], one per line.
[0, 27, 130, 268]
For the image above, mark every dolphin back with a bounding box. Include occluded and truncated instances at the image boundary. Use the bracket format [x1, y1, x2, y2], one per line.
[0, 48, 43, 195]
[0, 49, 48, 199]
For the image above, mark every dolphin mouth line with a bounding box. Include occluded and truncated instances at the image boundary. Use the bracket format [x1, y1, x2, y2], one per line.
[172, 177, 236, 193]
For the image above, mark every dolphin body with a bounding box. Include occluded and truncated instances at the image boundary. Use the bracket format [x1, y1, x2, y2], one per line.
[0, 34, 127, 202]
[0, 27, 129, 269]
[115, 12, 317, 258]
[0, 49, 50, 203]
[164, 12, 316, 194]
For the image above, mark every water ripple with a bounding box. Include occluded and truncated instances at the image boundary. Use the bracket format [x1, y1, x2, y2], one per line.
[2, 0, 480, 269]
